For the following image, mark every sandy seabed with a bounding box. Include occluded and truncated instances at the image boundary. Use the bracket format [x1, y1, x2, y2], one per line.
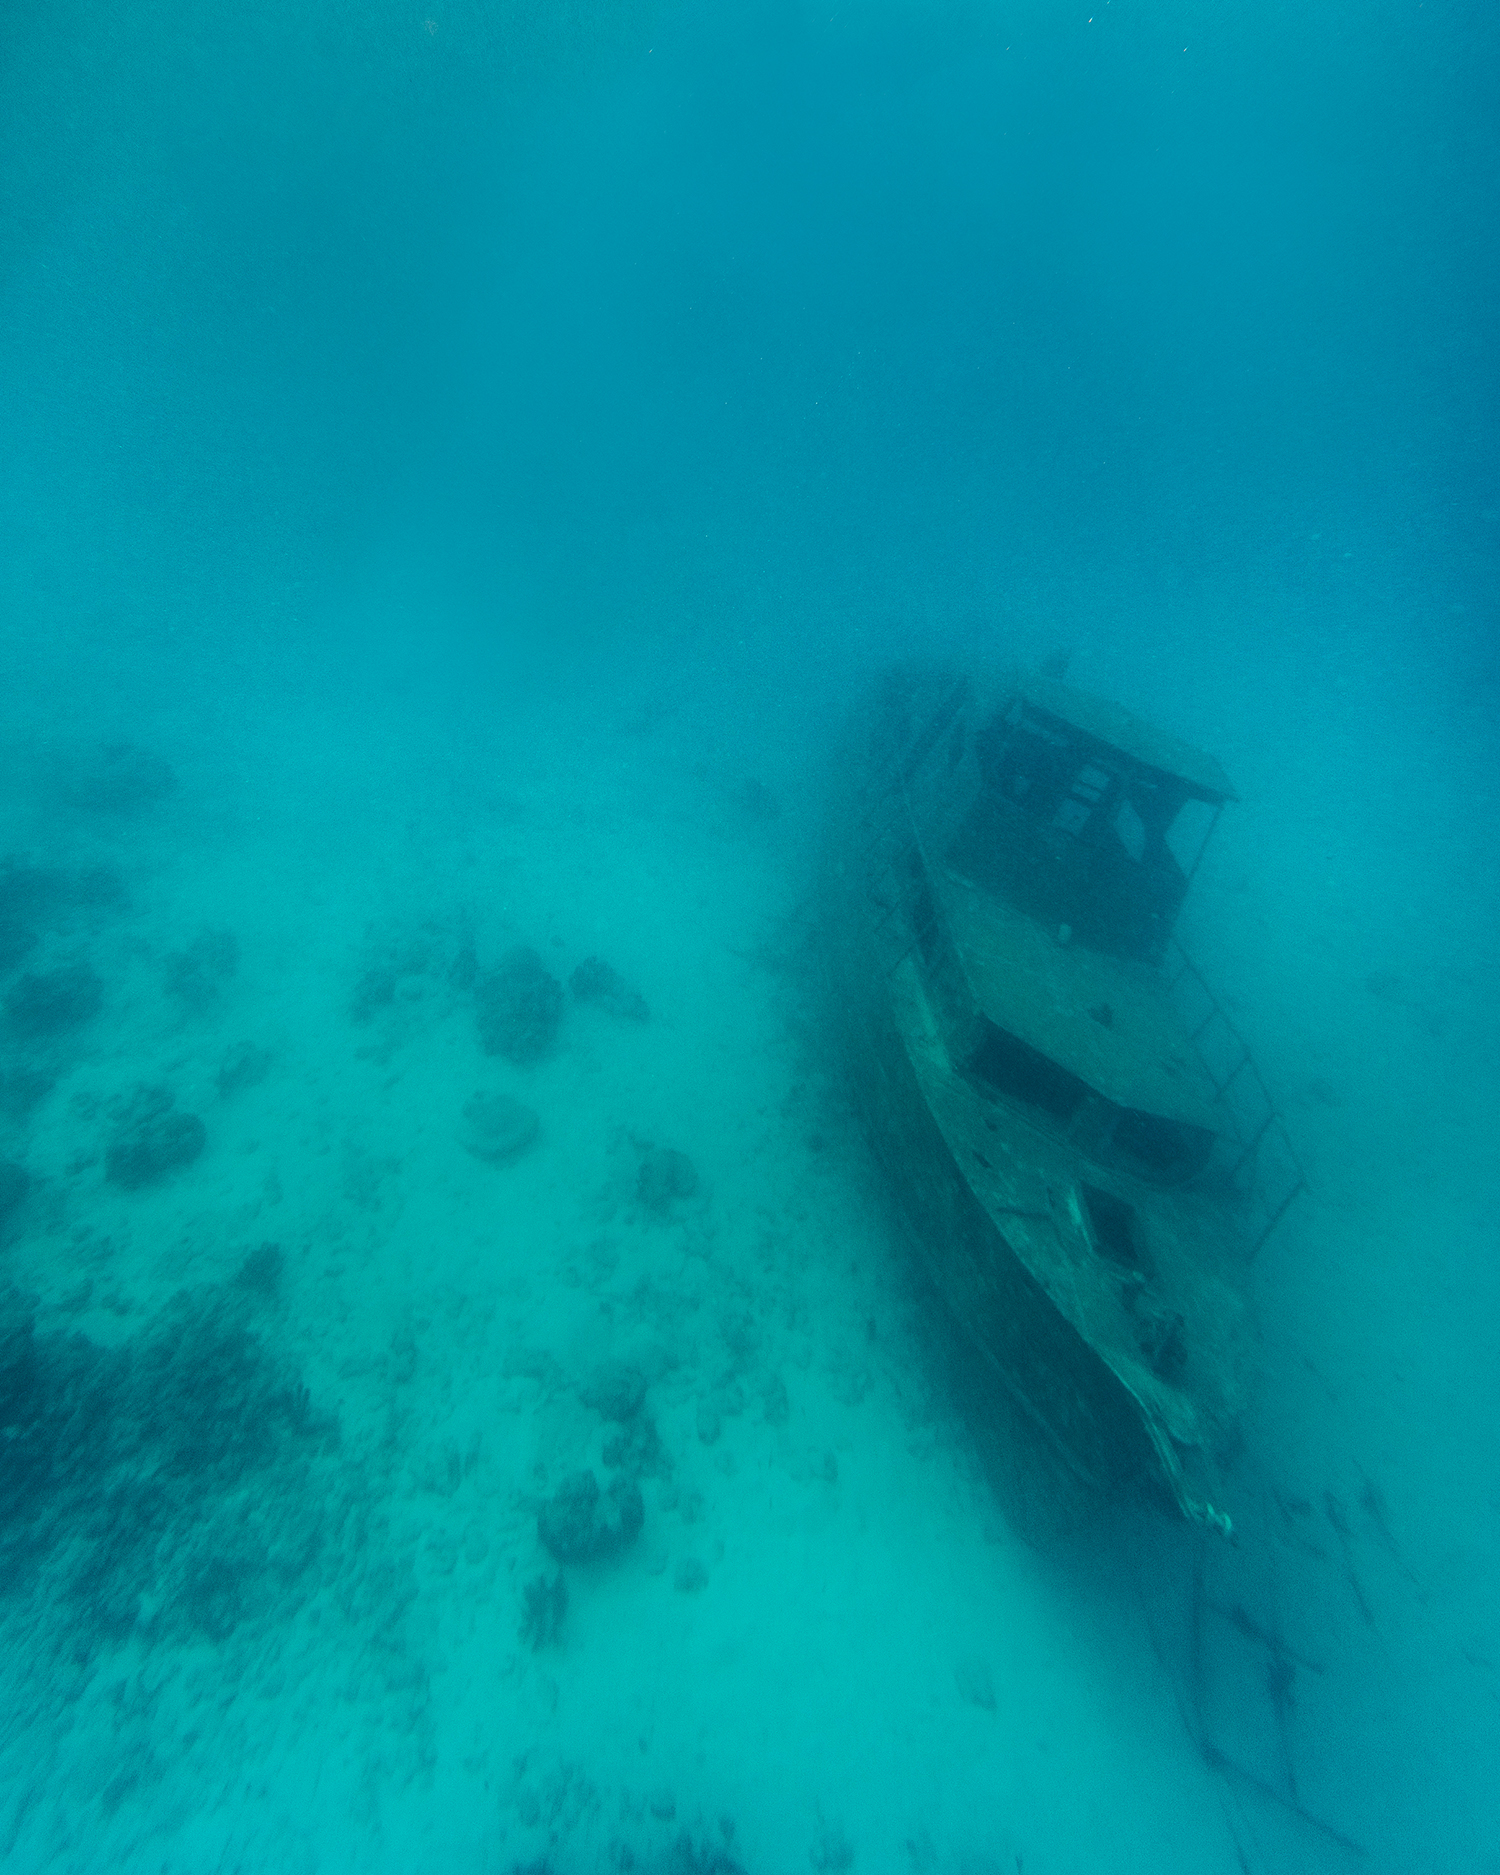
[0, 681, 1493, 1875]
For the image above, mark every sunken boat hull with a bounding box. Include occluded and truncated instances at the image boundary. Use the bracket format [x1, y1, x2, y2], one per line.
[822, 666, 1303, 1532]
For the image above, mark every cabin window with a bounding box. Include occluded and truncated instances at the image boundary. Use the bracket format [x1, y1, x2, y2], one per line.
[964, 704, 1219, 963]
[1164, 795, 1219, 877]
[968, 1022, 1087, 1123]
[991, 713, 1070, 814]
[1050, 762, 1114, 836]
[1113, 798, 1146, 864]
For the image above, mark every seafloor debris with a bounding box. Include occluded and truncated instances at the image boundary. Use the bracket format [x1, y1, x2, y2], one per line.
[164, 928, 239, 1012]
[537, 1469, 644, 1564]
[216, 1041, 272, 1097]
[603, 1413, 669, 1479]
[1324, 1491, 1377, 1629]
[674, 1557, 708, 1594]
[475, 946, 564, 1063]
[233, 1243, 284, 1301]
[0, 1278, 333, 1653]
[348, 917, 475, 1025]
[0, 1070, 51, 1122]
[105, 1086, 206, 1190]
[579, 1359, 648, 1422]
[637, 1146, 698, 1214]
[4, 963, 104, 1039]
[519, 1570, 568, 1648]
[570, 955, 650, 1022]
[458, 1091, 539, 1164]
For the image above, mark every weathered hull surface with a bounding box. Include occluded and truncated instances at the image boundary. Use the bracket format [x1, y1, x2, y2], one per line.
[822, 669, 1264, 1531]
[824, 847, 1166, 1509]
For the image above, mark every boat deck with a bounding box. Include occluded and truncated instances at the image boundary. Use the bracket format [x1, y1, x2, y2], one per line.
[939, 868, 1220, 1130]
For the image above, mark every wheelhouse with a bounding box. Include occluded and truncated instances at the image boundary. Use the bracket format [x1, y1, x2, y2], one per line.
[946, 675, 1236, 966]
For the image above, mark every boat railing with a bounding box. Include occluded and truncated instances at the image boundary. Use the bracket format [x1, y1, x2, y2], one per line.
[1164, 942, 1307, 1259]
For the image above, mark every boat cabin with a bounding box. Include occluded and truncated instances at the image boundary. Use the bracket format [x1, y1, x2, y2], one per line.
[946, 675, 1236, 966]
[895, 672, 1240, 1190]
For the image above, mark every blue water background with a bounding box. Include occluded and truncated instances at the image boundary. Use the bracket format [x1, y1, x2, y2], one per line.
[1, 2, 1497, 1871]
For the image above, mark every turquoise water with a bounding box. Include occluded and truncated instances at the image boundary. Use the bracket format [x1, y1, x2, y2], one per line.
[1, 3, 1496, 1870]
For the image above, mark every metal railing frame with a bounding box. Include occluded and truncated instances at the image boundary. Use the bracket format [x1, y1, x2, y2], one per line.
[1165, 944, 1307, 1259]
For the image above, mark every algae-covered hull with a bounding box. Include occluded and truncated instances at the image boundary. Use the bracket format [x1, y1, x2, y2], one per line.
[822, 665, 1303, 1531]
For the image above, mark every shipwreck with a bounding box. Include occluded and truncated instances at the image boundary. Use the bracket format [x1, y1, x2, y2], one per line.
[821, 663, 1304, 1532]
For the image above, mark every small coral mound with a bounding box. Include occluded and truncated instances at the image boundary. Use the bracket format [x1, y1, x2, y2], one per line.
[579, 1359, 647, 1422]
[164, 928, 239, 1013]
[216, 1041, 272, 1097]
[537, 1469, 644, 1564]
[458, 1092, 539, 1164]
[637, 1146, 698, 1213]
[570, 955, 649, 1022]
[4, 964, 104, 1040]
[475, 946, 563, 1063]
[105, 1087, 206, 1191]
